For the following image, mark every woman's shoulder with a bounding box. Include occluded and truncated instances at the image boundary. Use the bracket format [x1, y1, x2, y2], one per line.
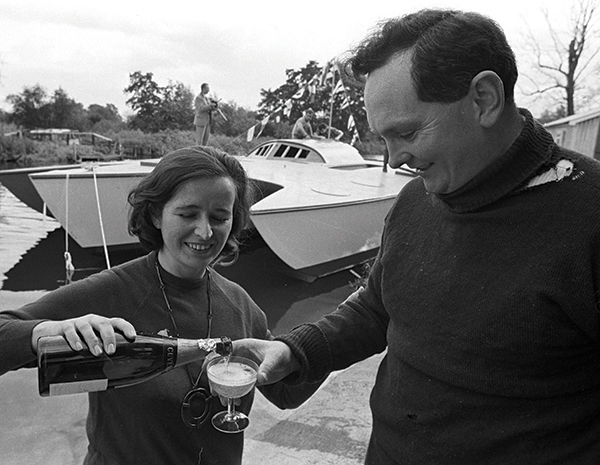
[209, 268, 249, 297]
[209, 269, 262, 311]
[77, 252, 155, 292]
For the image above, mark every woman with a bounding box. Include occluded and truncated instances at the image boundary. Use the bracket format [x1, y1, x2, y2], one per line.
[0, 147, 321, 464]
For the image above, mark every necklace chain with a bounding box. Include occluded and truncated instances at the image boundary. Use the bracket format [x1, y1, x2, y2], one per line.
[154, 258, 212, 389]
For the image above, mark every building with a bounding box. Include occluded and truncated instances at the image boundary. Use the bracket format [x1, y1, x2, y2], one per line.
[544, 108, 600, 160]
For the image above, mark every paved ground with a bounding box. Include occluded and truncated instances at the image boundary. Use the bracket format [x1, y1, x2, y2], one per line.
[0, 290, 381, 465]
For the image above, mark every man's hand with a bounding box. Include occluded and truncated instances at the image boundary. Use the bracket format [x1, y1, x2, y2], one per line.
[232, 339, 301, 386]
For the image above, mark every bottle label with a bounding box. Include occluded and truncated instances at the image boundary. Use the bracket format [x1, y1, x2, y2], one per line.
[49, 379, 109, 396]
[166, 346, 175, 369]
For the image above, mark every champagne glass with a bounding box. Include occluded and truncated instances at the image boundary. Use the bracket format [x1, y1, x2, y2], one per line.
[207, 355, 258, 433]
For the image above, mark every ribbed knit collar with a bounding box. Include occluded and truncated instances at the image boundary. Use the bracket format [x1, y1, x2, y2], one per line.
[149, 250, 208, 290]
[437, 108, 556, 213]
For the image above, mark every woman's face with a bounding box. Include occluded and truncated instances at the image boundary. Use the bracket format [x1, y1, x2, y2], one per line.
[153, 176, 236, 279]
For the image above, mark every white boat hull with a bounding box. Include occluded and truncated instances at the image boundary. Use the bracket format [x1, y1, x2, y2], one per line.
[30, 162, 152, 248]
[29, 141, 415, 277]
[251, 196, 394, 273]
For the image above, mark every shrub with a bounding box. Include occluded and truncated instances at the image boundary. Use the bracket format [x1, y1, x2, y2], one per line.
[2, 129, 378, 168]
[0, 135, 37, 164]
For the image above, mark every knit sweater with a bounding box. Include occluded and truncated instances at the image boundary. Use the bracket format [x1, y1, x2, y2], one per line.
[278, 109, 600, 464]
[0, 251, 320, 465]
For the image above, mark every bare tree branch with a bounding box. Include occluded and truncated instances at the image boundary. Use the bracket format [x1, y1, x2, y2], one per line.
[521, 0, 599, 115]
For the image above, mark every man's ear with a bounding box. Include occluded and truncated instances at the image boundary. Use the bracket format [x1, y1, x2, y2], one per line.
[468, 71, 505, 128]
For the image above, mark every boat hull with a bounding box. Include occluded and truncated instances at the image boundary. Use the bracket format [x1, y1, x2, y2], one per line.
[29, 163, 151, 248]
[27, 141, 416, 278]
[0, 165, 78, 216]
[251, 196, 394, 273]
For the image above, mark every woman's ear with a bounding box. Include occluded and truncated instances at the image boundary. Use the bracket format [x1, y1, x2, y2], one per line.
[151, 211, 161, 230]
[468, 70, 505, 128]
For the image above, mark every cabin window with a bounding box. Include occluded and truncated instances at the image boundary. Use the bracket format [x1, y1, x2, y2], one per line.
[273, 145, 287, 157]
[255, 145, 270, 156]
[285, 147, 300, 158]
[298, 149, 310, 159]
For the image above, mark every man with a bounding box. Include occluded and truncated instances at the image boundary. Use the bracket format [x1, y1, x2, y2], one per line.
[291, 108, 318, 139]
[234, 9, 600, 464]
[194, 83, 218, 145]
[316, 123, 344, 140]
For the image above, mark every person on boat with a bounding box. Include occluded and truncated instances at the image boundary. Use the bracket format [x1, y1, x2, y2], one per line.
[232, 8, 600, 464]
[0, 147, 322, 465]
[194, 83, 218, 146]
[291, 108, 320, 139]
[316, 123, 344, 141]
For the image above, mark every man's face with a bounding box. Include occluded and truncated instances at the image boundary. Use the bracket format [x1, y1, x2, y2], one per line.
[365, 51, 485, 194]
[202, 85, 210, 94]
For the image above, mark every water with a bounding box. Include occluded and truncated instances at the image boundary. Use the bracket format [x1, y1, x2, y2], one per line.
[0, 185, 61, 281]
[0, 183, 358, 334]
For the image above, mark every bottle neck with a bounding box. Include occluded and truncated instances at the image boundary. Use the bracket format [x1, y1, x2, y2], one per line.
[174, 337, 232, 367]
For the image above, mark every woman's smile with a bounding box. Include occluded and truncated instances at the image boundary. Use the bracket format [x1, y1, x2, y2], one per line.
[153, 176, 236, 279]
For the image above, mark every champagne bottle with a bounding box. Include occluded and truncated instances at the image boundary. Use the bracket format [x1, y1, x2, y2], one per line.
[37, 332, 232, 397]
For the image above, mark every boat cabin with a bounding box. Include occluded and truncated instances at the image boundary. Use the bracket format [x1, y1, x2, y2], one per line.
[246, 139, 372, 169]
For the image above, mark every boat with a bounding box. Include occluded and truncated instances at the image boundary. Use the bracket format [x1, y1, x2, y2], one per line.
[0, 160, 129, 217]
[19, 139, 415, 279]
[0, 164, 79, 216]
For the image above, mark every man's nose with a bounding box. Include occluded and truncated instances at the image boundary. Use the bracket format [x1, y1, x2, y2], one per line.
[387, 149, 411, 169]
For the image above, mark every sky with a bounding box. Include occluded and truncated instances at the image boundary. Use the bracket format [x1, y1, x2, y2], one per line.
[0, 0, 578, 119]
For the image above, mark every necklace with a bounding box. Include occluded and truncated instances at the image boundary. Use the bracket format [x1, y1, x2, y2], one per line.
[154, 258, 215, 428]
[155, 259, 213, 339]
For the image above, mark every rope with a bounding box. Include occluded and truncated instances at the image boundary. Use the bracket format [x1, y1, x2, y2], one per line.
[91, 165, 111, 270]
[42, 202, 47, 228]
[64, 173, 74, 284]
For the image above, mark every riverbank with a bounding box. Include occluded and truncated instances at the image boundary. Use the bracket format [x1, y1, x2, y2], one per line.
[0, 290, 380, 465]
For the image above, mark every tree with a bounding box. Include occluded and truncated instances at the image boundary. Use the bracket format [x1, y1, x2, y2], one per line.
[124, 72, 195, 132]
[258, 61, 323, 122]
[87, 103, 125, 133]
[6, 84, 47, 129]
[257, 60, 367, 142]
[6, 85, 91, 130]
[46, 87, 87, 130]
[160, 81, 194, 131]
[88, 103, 121, 126]
[124, 72, 164, 132]
[522, 0, 600, 116]
[212, 101, 259, 138]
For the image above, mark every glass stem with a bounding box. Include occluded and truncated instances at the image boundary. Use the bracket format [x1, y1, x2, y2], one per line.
[227, 397, 235, 419]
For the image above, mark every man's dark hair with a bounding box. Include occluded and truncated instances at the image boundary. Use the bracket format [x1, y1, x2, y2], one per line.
[345, 9, 518, 103]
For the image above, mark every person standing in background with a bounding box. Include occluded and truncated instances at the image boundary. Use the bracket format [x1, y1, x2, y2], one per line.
[194, 83, 218, 146]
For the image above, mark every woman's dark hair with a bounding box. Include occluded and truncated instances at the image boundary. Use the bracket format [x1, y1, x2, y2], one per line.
[128, 146, 254, 265]
[345, 9, 518, 104]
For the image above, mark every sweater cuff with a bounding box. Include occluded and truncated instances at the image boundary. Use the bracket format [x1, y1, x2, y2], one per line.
[275, 323, 331, 384]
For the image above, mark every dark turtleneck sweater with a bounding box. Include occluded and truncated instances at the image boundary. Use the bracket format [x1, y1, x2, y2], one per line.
[278, 109, 600, 464]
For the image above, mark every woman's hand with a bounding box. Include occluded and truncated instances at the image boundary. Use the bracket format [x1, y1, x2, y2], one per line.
[31, 314, 136, 355]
